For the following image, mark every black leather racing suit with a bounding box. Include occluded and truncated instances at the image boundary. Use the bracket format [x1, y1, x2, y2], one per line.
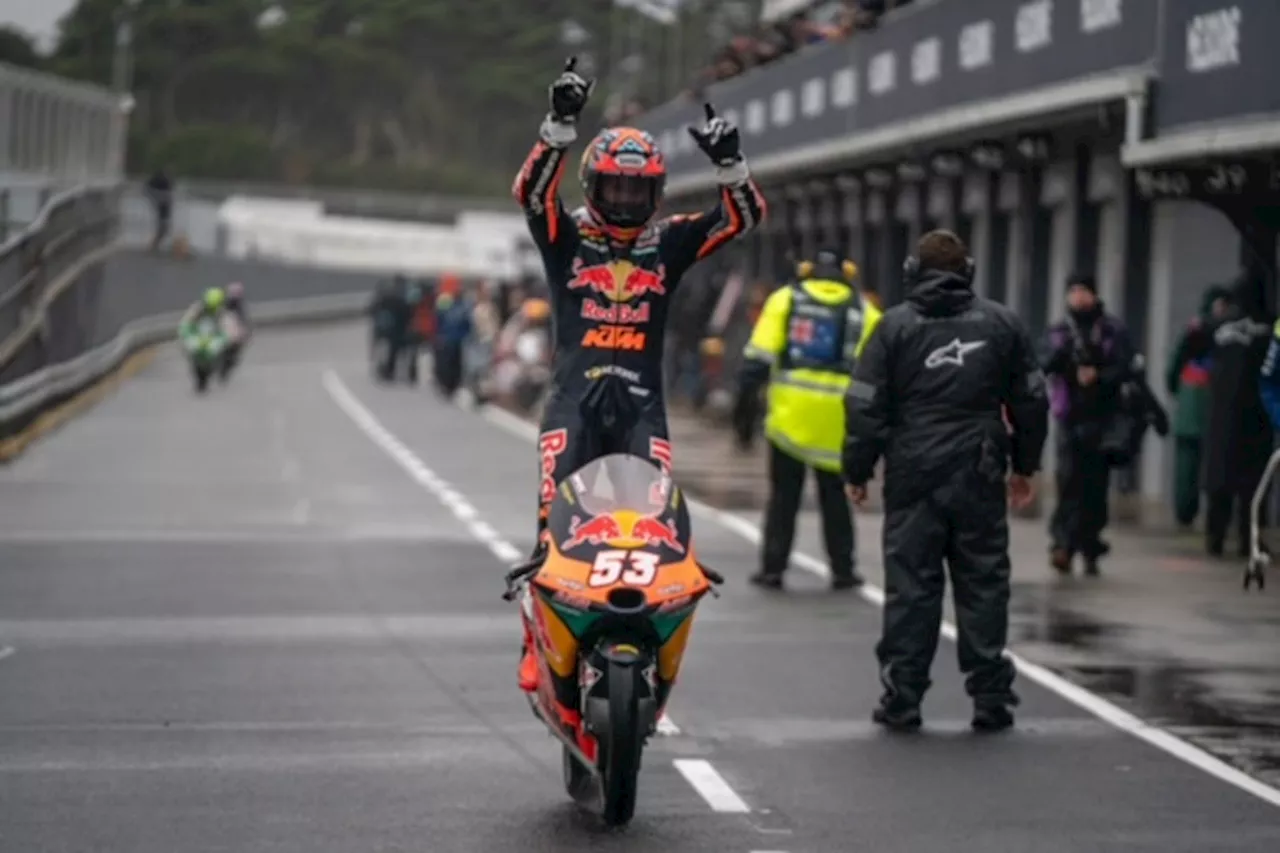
[513, 115, 766, 536]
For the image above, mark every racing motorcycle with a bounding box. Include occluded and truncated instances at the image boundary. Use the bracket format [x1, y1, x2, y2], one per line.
[182, 315, 228, 393]
[503, 453, 723, 826]
[219, 312, 247, 382]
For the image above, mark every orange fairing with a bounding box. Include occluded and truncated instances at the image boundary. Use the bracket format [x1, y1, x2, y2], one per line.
[536, 541, 710, 609]
[535, 453, 709, 608]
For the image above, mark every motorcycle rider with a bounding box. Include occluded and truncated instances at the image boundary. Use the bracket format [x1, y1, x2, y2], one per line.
[221, 282, 251, 377]
[512, 57, 765, 691]
[225, 282, 250, 327]
[178, 287, 227, 338]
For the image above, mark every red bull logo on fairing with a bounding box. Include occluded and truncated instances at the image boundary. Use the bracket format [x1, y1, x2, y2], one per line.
[559, 509, 685, 554]
[567, 259, 667, 301]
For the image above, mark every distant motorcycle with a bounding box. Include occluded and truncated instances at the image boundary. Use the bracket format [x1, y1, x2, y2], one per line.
[182, 316, 227, 393]
[219, 313, 247, 382]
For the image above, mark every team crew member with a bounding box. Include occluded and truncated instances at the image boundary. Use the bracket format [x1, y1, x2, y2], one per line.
[512, 58, 765, 557]
[734, 249, 881, 591]
[842, 230, 1048, 733]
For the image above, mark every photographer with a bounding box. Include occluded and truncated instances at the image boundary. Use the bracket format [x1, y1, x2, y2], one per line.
[1042, 274, 1134, 576]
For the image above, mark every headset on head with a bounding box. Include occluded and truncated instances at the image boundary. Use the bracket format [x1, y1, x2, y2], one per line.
[902, 253, 976, 288]
[796, 255, 859, 284]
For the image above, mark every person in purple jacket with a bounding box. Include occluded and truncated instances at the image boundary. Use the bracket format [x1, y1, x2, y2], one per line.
[1042, 273, 1134, 576]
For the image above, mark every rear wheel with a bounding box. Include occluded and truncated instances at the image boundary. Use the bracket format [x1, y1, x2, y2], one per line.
[599, 660, 642, 827]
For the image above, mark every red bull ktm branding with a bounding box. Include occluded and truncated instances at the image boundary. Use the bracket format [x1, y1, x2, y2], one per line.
[581, 301, 651, 324]
[568, 259, 667, 301]
[560, 510, 684, 554]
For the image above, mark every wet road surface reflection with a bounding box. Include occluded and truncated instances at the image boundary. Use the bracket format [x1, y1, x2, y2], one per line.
[1010, 585, 1280, 786]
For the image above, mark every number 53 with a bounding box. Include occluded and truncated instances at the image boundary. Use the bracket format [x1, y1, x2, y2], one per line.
[588, 550, 660, 587]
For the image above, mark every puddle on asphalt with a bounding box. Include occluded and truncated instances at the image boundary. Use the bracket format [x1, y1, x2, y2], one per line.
[1008, 588, 1280, 785]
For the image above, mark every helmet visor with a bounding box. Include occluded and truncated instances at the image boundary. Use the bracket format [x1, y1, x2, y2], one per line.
[588, 173, 664, 228]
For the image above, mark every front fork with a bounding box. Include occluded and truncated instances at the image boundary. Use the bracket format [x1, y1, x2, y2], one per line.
[519, 587, 666, 739]
[581, 642, 660, 744]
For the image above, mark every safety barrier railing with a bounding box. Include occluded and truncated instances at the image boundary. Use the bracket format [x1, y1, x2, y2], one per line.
[0, 61, 125, 186]
[0, 61, 128, 386]
[0, 185, 122, 385]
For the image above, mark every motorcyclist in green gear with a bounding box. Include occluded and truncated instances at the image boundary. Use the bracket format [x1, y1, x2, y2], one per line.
[179, 287, 228, 336]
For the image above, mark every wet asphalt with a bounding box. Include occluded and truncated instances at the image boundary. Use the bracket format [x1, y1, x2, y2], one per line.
[1, 322, 1279, 853]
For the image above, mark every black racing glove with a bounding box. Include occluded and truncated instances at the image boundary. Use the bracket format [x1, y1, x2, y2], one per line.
[549, 57, 594, 123]
[686, 103, 742, 167]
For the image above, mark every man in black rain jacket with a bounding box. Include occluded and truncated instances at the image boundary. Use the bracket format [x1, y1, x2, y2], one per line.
[1186, 269, 1275, 556]
[842, 230, 1049, 733]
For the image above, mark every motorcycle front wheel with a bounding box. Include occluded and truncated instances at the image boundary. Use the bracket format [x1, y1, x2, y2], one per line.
[599, 658, 643, 827]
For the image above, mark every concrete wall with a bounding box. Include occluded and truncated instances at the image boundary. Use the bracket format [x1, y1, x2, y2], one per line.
[90, 251, 379, 347]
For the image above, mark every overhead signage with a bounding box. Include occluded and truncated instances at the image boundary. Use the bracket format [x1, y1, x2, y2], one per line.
[640, 0, 1159, 182]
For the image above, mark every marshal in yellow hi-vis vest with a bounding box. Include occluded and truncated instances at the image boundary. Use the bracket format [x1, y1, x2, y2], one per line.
[741, 271, 883, 472]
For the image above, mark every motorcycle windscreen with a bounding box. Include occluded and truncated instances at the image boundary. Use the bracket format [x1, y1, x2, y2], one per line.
[542, 453, 705, 608]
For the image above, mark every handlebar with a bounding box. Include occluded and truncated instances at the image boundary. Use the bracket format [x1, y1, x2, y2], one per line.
[501, 557, 544, 601]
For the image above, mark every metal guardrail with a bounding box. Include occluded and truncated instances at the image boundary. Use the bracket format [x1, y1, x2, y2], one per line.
[0, 184, 122, 385]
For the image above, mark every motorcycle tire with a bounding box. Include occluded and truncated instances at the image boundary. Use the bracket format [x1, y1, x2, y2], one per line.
[599, 659, 642, 827]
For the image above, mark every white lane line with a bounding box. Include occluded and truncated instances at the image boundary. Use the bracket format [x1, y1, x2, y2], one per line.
[0, 646, 15, 663]
[673, 759, 752, 813]
[321, 371, 680, 736]
[479, 404, 1280, 809]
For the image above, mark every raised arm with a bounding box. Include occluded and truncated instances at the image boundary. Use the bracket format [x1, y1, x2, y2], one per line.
[512, 59, 594, 261]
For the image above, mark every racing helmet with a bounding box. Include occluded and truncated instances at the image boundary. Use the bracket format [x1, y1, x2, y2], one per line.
[580, 127, 667, 241]
[203, 287, 225, 310]
[226, 282, 244, 301]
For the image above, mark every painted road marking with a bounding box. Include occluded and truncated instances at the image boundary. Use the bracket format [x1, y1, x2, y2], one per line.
[324, 371, 522, 565]
[322, 372, 682, 742]
[674, 759, 751, 813]
[478, 403, 1280, 810]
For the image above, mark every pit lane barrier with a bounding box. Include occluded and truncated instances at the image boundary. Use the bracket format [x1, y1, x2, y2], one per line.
[0, 291, 369, 459]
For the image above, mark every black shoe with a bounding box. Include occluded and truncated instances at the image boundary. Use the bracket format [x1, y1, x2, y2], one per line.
[749, 571, 783, 590]
[831, 572, 865, 591]
[872, 704, 922, 732]
[1082, 557, 1100, 577]
[971, 705, 1015, 733]
[1049, 548, 1072, 575]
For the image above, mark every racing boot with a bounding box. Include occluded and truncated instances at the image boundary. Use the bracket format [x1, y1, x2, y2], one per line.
[517, 597, 539, 693]
[516, 528, 552, 692]
[518, 636, 538, 693]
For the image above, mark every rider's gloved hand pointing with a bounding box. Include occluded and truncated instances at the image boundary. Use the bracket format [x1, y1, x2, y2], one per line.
[687, 103, 742, 167]
[549, 57, 594, 123]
